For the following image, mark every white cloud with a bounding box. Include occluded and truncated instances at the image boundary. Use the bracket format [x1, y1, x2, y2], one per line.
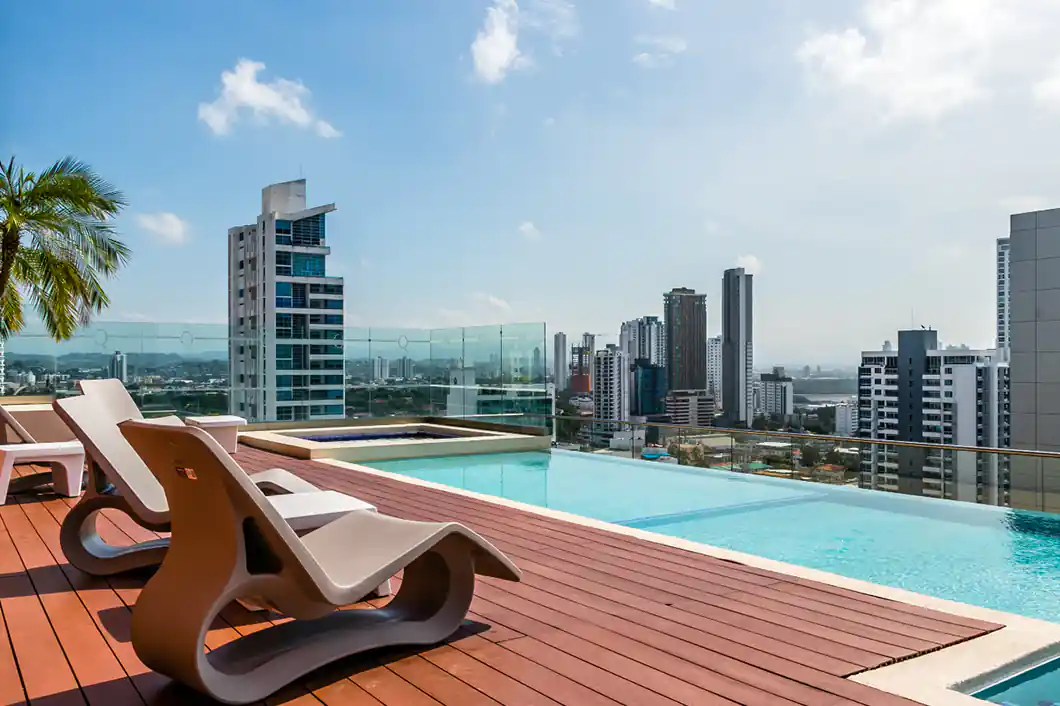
[472, 291, 513, 312]
[470, 0, 578, 83]
[198, 58, 340, 137]
[797, 0, 1060, 122]
[633, 35, 687, 68]
[518, 221, 542, 240]
[135, 212, 190, 246]
[647, 0, 675, 9]
[471, 0, 526, 83]
[736, 254, 763, 275]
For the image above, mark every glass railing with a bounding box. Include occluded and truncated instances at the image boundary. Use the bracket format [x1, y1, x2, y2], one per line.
[0, 319, 553, 425]
[535, 414, 1060, 516]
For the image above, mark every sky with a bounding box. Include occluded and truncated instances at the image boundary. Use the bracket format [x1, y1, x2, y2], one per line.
[7, 0, 1060, 365]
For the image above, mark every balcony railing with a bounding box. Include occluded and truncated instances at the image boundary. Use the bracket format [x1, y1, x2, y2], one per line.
[508, 414, 1059, 516]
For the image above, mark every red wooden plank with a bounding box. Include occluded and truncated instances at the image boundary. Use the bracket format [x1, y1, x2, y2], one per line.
[418, 643, 562, 706]
[3, 500, 144, 705]
[348, 663, 444, 705]
[0, 507, 85, 706]
[385, 653, 501, 705]
[0, 594, 28, 706]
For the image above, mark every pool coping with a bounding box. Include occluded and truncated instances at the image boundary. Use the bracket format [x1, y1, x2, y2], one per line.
[317, 455, 1060, 706]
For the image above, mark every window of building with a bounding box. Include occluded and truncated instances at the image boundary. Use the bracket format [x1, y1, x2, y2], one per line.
[276, 281, 293, 308]
[275, 251, 292, 276]
[310, 404, 343, 416]
[292, 253, 325, 277]
[275, 220, 292, 234]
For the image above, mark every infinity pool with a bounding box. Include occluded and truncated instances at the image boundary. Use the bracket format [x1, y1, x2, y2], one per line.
[366, 450, 1060, 622]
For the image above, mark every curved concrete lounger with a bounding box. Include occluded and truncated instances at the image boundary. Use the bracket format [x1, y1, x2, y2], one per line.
[0, 403, 74, 495]
[53, 380, 374, 577]
[120, 420, 521, 705]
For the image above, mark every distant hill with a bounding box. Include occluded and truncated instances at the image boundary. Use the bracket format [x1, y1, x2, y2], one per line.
[792, 378, 857, 395]
[6, 351, 227, 369]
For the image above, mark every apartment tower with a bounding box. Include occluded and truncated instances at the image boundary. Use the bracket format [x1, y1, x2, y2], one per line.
[858, 330, 1009, 505]
[229, 179, 346, 423]
[553, 332, 569, 391]
[721, 268, 754, 425]
[663, 288, 707, 392]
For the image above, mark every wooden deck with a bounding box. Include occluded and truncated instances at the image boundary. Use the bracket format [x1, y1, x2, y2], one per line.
[0, 447, 1004, 706]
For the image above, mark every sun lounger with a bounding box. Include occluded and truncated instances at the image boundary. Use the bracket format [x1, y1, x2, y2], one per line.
[53, 387, 379, 578]
[0, 404, 86, 502]
[120, 419, 520, 705]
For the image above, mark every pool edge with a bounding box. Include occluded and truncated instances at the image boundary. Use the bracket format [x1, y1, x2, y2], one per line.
[317, 456, 1060, 706]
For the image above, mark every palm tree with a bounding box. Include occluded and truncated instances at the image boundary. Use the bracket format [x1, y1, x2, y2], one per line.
[0, 156, 130, 340]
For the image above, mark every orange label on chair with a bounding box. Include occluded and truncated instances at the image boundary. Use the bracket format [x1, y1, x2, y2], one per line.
[175, 466, 198, 480]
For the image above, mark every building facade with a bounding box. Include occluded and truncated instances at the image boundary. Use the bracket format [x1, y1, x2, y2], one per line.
[1009, 207, 1060, 513]
[109, 351, 128, 384]
[834, 400, 857, 437]
[664, 389, 715, 428]
[721, 268, 754, 425]
[858, 330, 1009, 505]
[663, 288, 707, 392]
[228, 179, 346, 423]
[706, 335, 722, 406]
[553, 332, 569, 391]
[620, 316, 665, 366]
[760, 366, 794, 419]
[632, 358, 668, 416]
[997, 237, 1010, 354]
[592, 345, 630, 442]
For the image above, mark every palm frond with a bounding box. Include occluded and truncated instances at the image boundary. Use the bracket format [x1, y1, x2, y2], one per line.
[0, 155, 129, 340]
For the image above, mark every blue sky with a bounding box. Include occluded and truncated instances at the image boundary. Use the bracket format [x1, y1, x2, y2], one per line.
[7, 0, 1060, 364]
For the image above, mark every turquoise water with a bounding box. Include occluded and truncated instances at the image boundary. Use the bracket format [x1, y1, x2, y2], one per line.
[976, 657, 1060, 704]
[366, 450, 1060, 623]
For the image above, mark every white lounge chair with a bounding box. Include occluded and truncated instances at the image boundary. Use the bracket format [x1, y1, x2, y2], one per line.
[0, 404, 86, 504]
[120, 419, 520, 705]
[53, 382, 380, 578]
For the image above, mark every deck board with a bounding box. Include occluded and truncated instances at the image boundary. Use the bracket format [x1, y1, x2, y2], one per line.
[0, 449, 1006, 706]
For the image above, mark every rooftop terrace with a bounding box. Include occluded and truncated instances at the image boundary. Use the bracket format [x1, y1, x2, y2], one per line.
[0, 447, 1021, 706]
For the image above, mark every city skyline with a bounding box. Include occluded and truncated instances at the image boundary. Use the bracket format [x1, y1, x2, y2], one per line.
[10, 2, 1060, 363]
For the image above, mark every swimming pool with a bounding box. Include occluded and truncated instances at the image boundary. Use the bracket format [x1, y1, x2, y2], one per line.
[302, 430, 457, 442]
[365, 450, 1060, 623]
[975, 656, 1060, 705]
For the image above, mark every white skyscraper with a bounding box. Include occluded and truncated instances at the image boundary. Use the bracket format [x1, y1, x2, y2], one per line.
[592, 345, 630, 442]
[373, 357, 390, 382]
[996, 237, 1010, 355]
[706, 335, 722, 405]
[858, 330, 1009, 505]
[229, 179, 346, 423]
[760, 366, 794, 419]
[109, 351, 128, 383]
[396, 356, 414, 379]
[620, 317, 665, 365]
[553, 332, 569, 390]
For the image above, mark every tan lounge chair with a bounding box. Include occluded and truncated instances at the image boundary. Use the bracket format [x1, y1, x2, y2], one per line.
[53, 386, 377, 577]
[0, 403, 86, 500]
[120, 419, 520, 705]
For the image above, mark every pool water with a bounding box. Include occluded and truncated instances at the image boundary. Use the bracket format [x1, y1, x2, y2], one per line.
[975, 657, 1060, 705]
[366, 450, 1060, 623]
[303, 431, 455, 442]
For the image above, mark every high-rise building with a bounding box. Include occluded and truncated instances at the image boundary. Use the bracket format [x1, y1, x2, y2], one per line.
[663, 288, 707, 392]
[592, 345, 629, 442]
[395, 356, 414, 379]
[229, 179, 346, 423]
[553, 332, 569, 391]
[997, 237, 1010, 354]
[721, 268, 754, 425]
[760, 366, 794, 419]
[569, 334, 596, 393]
[706, 335, 722, 405]
[373, 357, 389, 382]
[620, 317, 665, 366]
[109, 351, 128, 383]
[664, 389, 714, 428]
[1009, 207, 1060, 512]
[834, 400, 857, 437]
[631, 358, 668, 416]
[858, 330, 1009, 505]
